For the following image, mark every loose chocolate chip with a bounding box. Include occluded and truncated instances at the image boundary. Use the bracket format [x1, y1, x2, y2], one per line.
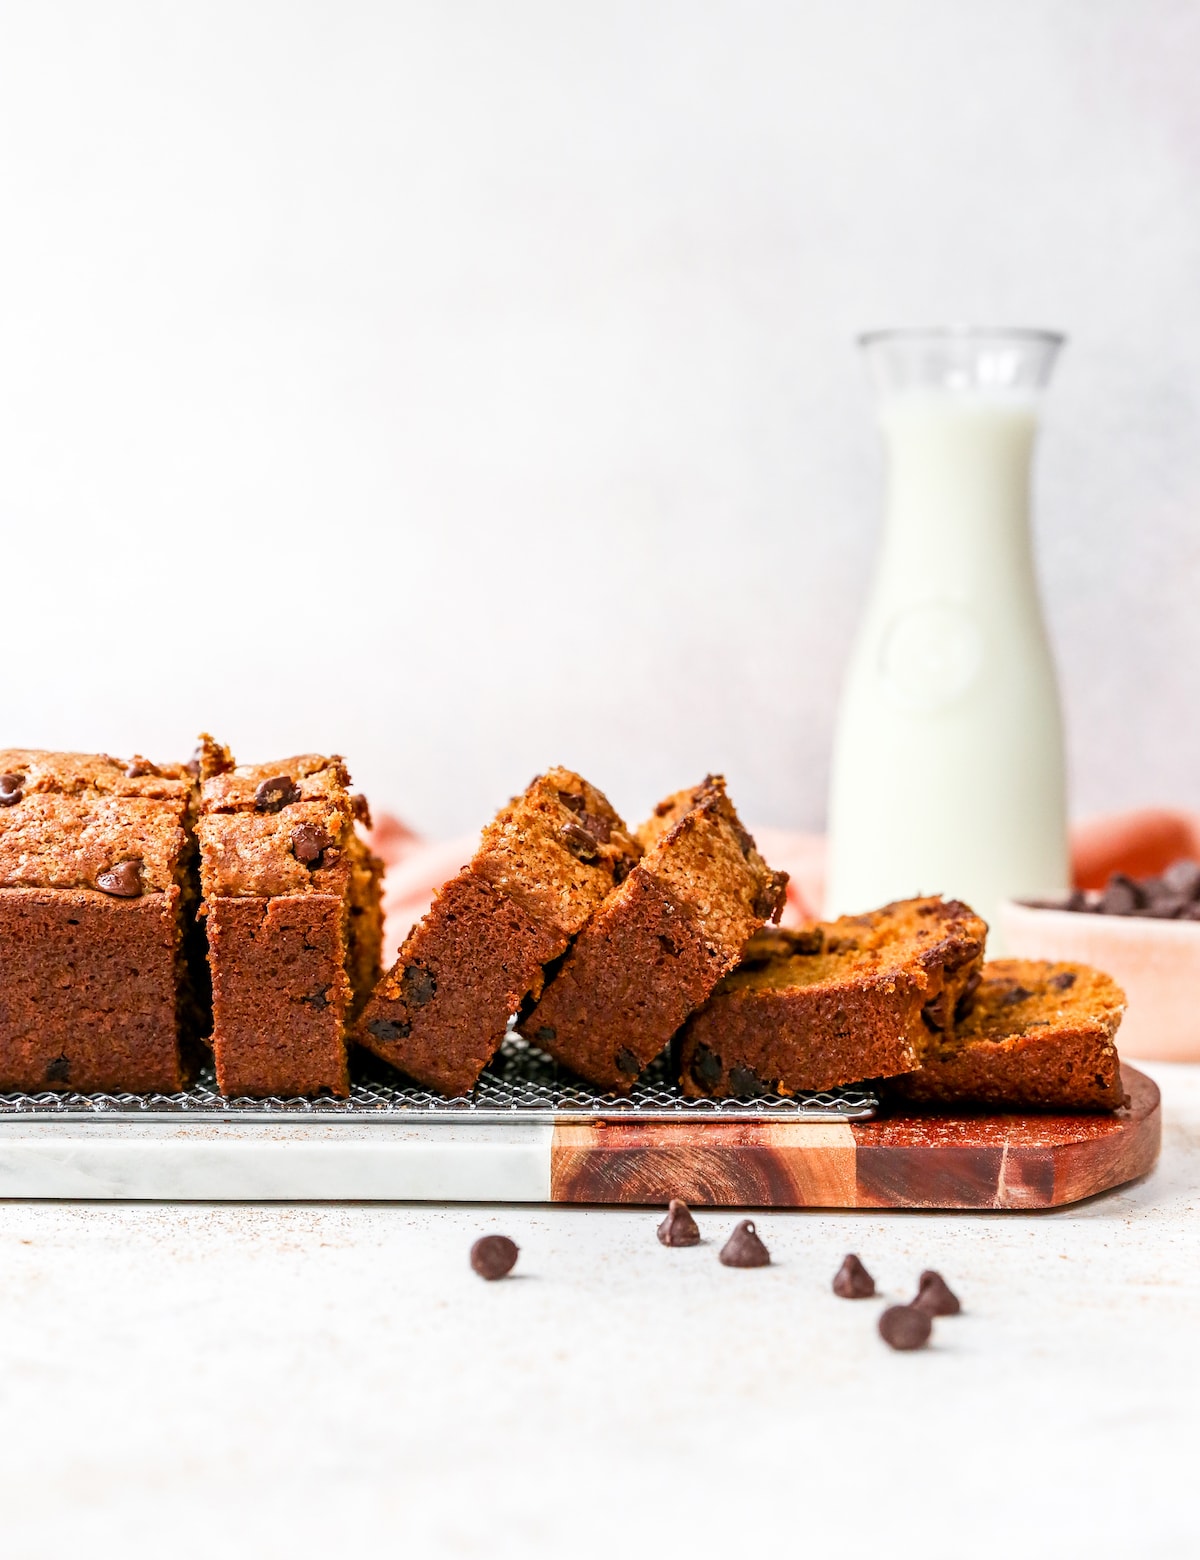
[124, 756, 159, 779]
[351, 793, 372, 829]
[719, 1219, 770, 1268]
[615, 1047, 641, 1077]
[44, 1054, 70, 1084]
[0, 772, 24, 807]
[560, 820, 600, 862]
[657, 1199, 701, 1247]
[255, 774, 301, 813]
[913, 1269, 961, 1316]
[1099, 872, 1142, 916]
[1049, 970, 1077, 992]
[1162, 858, 1200, 900]
[690, 1045, 722, 1090]
[96, 860, 142, 898]
[833, 1253, 876, 1299]
[291, 822, 332, 866]
[878, 1305, 932, 1351]
[470, 1234, 519, 1280]
[401, 964, 437, 1008]
[367, 1016, 411, 1043]
[728, 1065, 764, 1099]
[535, 1025, 557, 1045]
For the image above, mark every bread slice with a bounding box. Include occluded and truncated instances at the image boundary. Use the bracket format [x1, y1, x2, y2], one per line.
[356, 768, 639, 1095]
[518, 775, 788, 1091]
[678, 897, 987, 1098]
[891, 958, 1127, 1111]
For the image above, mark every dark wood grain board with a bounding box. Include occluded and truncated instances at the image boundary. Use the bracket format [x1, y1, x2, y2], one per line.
[549, 1063, 1160, 1210]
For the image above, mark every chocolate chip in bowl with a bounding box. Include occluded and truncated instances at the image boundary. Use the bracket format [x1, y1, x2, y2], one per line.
[1001, 866, 1200, 1063]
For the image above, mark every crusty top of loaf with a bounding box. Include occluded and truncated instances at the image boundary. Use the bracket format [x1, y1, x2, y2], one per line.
[196, 752, 368, 901]
[469, 766, 641, 935]
[633, 775, 788, 952]
[0, 749, 191, 893]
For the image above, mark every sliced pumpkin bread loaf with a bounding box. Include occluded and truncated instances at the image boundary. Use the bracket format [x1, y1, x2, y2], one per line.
[519, 775, 788, 1092]
[891, 958, 1127, 1111]
[679, 896, 987, 1099]
[356, 768, 640, 1096]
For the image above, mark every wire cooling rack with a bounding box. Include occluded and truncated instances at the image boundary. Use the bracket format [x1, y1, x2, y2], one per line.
[0, 1034, 878, 1123]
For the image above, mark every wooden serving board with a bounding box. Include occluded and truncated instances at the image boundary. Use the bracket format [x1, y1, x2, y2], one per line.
[549, 1064, 1161, 1210]
[0, 1067, 1159, 1208]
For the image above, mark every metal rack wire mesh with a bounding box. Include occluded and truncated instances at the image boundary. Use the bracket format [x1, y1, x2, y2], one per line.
[0, 1033, 877, 1123]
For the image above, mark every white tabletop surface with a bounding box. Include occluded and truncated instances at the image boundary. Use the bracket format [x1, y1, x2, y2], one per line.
[0, 1059, 1195, 1560]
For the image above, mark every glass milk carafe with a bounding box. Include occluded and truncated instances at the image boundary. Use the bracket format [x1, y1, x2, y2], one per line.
[826, 329, 1069, 940]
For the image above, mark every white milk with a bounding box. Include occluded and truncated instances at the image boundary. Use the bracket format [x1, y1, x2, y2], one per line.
[825, 388, 1069, 942]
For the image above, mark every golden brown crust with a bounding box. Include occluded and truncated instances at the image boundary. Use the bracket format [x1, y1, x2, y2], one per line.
[893, 958, 1127, 1111]
[679, 896, 987, 1098]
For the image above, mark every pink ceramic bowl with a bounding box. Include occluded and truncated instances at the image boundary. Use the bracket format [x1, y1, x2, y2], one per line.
[999, 899, 1200, 1062]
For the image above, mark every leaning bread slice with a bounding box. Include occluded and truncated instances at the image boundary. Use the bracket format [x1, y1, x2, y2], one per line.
[519, 775, 788, 1091]
[356, 768, 639, 1095]
[891, 958, 1127, 1111]
[678, 896, 987, 1099]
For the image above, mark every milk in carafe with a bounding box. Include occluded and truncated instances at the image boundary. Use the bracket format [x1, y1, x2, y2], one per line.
[826, 330, 1069, 942]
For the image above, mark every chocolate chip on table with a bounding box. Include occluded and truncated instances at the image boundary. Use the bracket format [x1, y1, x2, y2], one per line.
[401, 964, 437, 1008]
[657, 1198, 701, 1247]
[255, 774, 301, 813]
[615, 1048, 640, 1077]
[832, 1253, 876, 1299]
[878, 1304, 932, 1351]
[470, 1234, 519, 1281]
[560, 820, 600, 862]
[913, 1269, 961, 1316]
[96, 860, 142, 898]
[719, 1219, 770, 1268]
[0, 772, 24, 807]
[290, 822, 332, 866]
[124, 756, 159, 779]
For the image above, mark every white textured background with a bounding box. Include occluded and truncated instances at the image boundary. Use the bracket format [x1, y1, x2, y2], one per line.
[1, 1, 1198, 836]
